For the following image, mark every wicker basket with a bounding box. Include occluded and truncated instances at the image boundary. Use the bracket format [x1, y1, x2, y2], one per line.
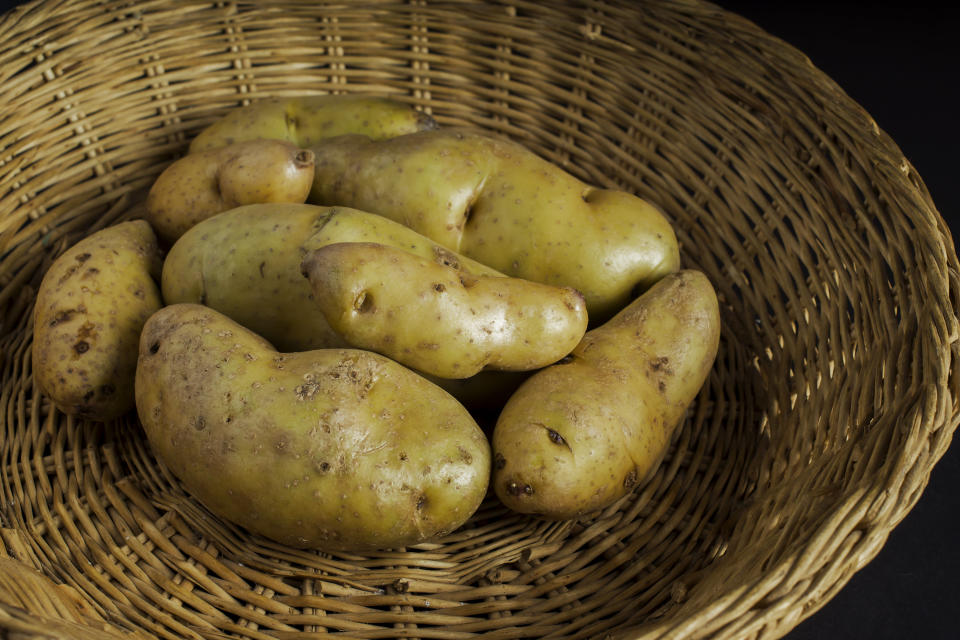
[1, 1, 957, 638]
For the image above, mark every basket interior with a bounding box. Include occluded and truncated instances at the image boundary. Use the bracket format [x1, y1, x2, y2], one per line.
[1, 2, 957, 639]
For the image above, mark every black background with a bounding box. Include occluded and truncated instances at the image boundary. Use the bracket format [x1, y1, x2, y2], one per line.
[718, 2, 960, 639]
[1, 1, 958, 638]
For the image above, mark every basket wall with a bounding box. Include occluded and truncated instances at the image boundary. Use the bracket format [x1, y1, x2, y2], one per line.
[1, 1, 958, 639]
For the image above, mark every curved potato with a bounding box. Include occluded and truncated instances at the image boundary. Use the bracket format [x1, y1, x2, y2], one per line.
[161, 203, 501, 353]
[301, 242, 588, 378]
[189, 94, 437, 152]
[308, 129, 680, 320]
[33, 220, 163, 421]
[146, 139, 315, 244]
[135, 303, 490, 551]
[491, 270, 720, 520]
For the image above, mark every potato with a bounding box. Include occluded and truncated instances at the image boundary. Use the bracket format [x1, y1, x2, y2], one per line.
[189, 94, 437, 153]
[32, 220, 163, 421]
[301, 242, 588, 378]
[308, 129, 681, 320]
[161, 203, 500, 353]
[146, 139, 315, 244]
[135, 303, 490, 551]
[491, 270, 720, 520]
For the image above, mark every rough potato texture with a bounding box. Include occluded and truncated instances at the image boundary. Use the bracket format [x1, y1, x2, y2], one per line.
[308, 129, 681, 320]
[161, 203, 502, 353]
[146, 139, 315, 244]
[135, 304, 490, 551]
[189, 95, 437, 153]
[32, 220, 163, 421]
[491, 270, 721, 520]
[301, 242, 588, 378]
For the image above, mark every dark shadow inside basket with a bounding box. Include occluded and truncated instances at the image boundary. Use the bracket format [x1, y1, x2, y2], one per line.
[2, 3, 956, 640]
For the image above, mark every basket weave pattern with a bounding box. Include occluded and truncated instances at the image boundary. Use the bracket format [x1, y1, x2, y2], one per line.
[1, 2, 958, 639]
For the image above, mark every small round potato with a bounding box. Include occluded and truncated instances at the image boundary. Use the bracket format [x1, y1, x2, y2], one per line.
[32, 220, 163, 421]
[135, 303, 491, 551]
[301, 242, 589, 379]
[146, 139, 315, 244]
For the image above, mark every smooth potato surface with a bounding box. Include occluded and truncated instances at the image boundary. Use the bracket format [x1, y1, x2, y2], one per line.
[491, 270, 721, 519]
[135, 304, 491, 551]
[301, 242, 588, 378]
[33, 220, 163, 421]
[308, 129, 681, 320]
[189, 95, 437, 152]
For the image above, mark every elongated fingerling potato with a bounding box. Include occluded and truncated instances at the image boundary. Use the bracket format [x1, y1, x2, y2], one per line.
[308, 129, 680, 320]
[161, 203, 502, 353]
[301, 242, 588, 378]
[492, 270, 720, 519]
[33, 220, 163, 421]
[189, 94, 437, 152]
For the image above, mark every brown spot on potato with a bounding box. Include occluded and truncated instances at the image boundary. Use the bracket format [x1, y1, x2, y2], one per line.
[49, 309, 75, 326]
[433, 283, 445, 293]
[650, 356, 671, 373]
[74, 341, 90, 354]
[623, 469, 638, 490]
[149, 341, 160, 354]
[494, 453, 506, 470]
[194, 416, 207, 431]
[76, 252, 92, 263]
[294, 149, 315, 168]
[433, 246, 460, 269]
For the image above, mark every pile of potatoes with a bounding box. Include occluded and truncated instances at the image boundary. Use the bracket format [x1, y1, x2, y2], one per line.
[32, 95, 720, 552]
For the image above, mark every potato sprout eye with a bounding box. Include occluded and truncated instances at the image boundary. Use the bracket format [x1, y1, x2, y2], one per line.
[353, 291, 374, 313]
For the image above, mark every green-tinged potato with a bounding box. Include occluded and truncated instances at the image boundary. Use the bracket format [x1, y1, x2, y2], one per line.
[301, 242, 588, 379]
[161, 203, 501, 353]
[135, 303, 490, 551]
[308, 129, 680, 320]
[146, 139, 315, 244]
[189, 94, 437, 153]
[33, 220, 163, 421]
[492, 270, 720, 520]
